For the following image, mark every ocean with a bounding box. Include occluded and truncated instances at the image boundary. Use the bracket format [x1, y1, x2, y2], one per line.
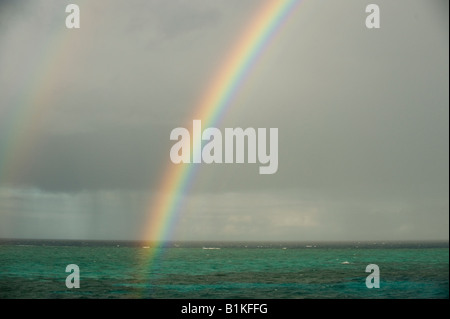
[0, 240, 448, 299]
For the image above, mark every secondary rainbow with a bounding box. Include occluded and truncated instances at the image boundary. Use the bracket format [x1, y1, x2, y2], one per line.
[0, 2, 86, 186]
[143, 0, 302, 248]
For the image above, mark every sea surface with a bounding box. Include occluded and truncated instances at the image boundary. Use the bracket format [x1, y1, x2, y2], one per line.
[0, 240, 448, 299]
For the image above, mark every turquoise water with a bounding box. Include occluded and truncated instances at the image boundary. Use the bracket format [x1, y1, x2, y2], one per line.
[0, 241, 448, 298]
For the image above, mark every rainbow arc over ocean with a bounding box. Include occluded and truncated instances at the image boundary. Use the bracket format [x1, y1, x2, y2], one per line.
[142, 0, 303, 270]
[0, 0, 303, 291]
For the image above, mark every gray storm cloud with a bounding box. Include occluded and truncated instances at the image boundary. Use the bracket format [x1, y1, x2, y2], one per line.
[0, 0, 448, 241]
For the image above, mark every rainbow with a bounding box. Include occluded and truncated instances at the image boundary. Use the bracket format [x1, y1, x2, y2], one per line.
[0, 2, 84, 185]
[142, 0, 302, 261]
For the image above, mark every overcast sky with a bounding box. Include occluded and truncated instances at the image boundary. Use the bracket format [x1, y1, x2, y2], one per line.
[0, 0, 448, 241]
